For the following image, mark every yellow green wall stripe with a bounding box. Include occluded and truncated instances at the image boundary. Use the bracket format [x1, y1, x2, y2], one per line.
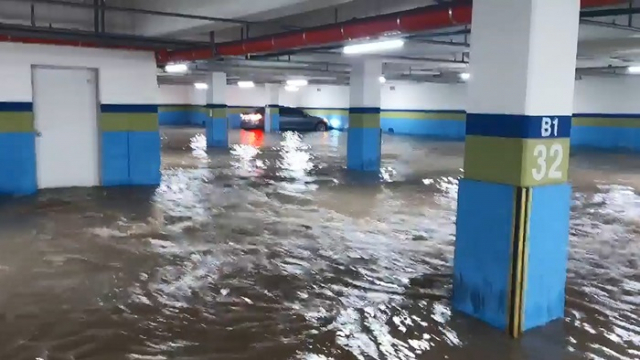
[100, 113, 158, 131]
[0, 112, 34, 132]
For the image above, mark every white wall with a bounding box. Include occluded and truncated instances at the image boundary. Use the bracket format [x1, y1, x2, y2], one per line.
[157, 77, 640, 115]
[296, 85, 350, 108]
[161, 82, 470, 110]
[573, 77, 640, 114]
[159, 85, 191, 104]
[382, 83, 467, 110]
[0, 43, 157, 104]
[184, 84, 298, 107]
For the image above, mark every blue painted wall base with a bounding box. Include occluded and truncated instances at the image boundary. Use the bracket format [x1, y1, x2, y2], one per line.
[129, 131, 161, 185]
[347, 127, 381, 171]
[206, 117, 228, 148]
[453, 179, 571, 333]
[524, 183, 571, 330]
[381, 118, 465, 139]
[102, 131, 161, 187]
[0, 133, 37, 195]
[159, 111, 190, 126]
[101, 131, 130, 186]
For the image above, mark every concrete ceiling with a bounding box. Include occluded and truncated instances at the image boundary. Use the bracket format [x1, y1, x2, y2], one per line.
[1, 0, 640, 85]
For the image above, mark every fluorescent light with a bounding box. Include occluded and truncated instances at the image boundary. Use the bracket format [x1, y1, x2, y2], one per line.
[286, 79, 308, 87]
[628, 66, 640, 74]
[285, 85, 299, 92]
[378, 76, 387, 84]
[164, 63, 188, 73]
[238, 81, 255, 88]
[460, 72, 471, 81]
[194, 82, 208, 90]
[343, 39, 405, 55]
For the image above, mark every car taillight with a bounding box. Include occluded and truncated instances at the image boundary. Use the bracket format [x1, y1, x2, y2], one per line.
[241, 113, 263, 121]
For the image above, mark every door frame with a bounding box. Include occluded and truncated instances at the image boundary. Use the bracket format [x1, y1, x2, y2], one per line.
[31, 65, 102, 188]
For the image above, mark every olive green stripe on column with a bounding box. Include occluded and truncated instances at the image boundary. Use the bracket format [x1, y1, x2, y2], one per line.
[464, 135, 570, 187]
[100, 113, 158, 131]
[160, 105, 209, 114]
[0, 112, 34, 132]
[210, 107, 228, 119]
[349, 113, 380, 128]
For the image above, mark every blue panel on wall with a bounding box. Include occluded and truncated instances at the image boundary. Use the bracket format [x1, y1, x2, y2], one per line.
[129, 131, 161, 186]
[188, 112, 208, 127]
[524, 183, 571, 331]
[228, 114, 242, 129]
[453, 179, 515, 330]
[571, 126, 640, 151]
[159, 111, 190, 126]
[101, 131, 130, 187]
[0, 133, 36, 195]
[381, 118, 466, 139]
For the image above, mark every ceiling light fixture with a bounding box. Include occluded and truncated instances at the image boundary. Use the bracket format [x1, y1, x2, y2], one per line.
[460, 72, 471, 81]
[285, 85, 299, 92]
[194, 82, 208, 90]
[379, 76, 387, 84]
[164, 63, 188, 73]
[286, 79, 308, 87]
[627, 66, 640, 74]
[343, 39, 405, 55]
[238, 81, 255, 88]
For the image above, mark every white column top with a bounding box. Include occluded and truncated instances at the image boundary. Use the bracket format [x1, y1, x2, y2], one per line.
[467, 0, 580, 115]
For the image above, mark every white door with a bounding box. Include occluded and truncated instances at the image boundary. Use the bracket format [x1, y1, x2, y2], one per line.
[33, 67, 99, 189]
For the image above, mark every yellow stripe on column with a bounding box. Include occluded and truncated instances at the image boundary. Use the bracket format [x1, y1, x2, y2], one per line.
[349, 113, 380, 129]
[210, 108, 228, 119]
[100, 113, 158, 131]
[506, 186, 531, 338]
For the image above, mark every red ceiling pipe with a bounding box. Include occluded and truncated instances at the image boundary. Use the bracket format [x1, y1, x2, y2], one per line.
[0, 0, 624, 58]
[157, 0, 625, 64]
[157, 4, 472, 63]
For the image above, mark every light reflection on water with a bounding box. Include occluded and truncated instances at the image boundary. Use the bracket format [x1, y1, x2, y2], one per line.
[0, 129, 637, 359]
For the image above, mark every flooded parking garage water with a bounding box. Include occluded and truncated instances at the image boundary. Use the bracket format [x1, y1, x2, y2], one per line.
[0, 127, 638, 360]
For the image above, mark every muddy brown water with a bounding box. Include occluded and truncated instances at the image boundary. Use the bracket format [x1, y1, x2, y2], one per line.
[0, 128, 637, 360]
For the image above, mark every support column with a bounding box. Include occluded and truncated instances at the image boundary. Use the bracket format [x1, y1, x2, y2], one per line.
[453, 0, 579, 337]
[206, 72, 228, 148]
[347, 59, 381, 171]
[264, 84, 280, 133]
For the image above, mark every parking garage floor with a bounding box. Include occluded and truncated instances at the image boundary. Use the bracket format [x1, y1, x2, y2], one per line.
[0, 128, 638, 360]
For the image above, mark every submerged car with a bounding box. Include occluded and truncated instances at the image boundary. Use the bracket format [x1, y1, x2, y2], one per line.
[241, 106, 328, 131]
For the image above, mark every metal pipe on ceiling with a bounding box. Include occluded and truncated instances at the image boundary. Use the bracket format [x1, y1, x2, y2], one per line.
[158, 0, 626, 64]
[157, 3, 474, 63]
[581, 6, 640, 17]
[0, 0, 626, 59]
[0, 0, 254, 25]
[0, 23, 209, 50]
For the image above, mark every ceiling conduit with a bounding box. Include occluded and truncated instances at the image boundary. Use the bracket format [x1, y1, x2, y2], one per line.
[0, 0, 626, 61]
[157, 0, 625, 64]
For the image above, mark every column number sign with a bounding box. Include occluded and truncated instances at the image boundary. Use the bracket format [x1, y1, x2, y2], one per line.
[531, 117, 564, 182]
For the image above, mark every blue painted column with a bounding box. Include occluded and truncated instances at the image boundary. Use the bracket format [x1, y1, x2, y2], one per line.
[264, 84, 280, 133]
[453, 0, 580, 338]
[347, 59, 382, 171]
[205, 72, 228, 148]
